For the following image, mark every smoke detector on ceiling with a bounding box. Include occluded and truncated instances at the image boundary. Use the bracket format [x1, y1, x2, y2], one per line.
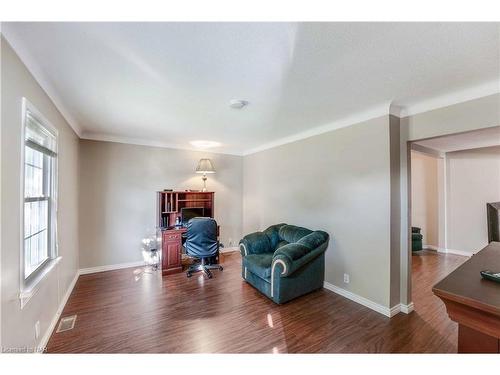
[229, 99, 249, 109]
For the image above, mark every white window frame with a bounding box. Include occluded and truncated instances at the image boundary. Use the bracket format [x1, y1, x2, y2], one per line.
[19, 98, 61, 308]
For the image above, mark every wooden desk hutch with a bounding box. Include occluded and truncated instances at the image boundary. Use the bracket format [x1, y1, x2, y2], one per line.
[156, 191, 215, 275]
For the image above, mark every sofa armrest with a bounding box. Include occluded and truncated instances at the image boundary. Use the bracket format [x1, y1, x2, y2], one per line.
[272, 242, 328, 277]
[239, 232, 272, 256]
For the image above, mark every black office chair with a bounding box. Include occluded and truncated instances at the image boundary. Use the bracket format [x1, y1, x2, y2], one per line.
[184, 217, 223, 278]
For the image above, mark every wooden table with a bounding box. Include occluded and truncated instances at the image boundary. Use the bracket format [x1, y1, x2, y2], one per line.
[433, 241, 500, 353]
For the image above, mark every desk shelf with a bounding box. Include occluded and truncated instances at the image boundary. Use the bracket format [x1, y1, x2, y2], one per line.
[157, 191, 215, 275]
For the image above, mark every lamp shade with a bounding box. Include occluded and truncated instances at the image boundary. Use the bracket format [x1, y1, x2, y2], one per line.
[195, 158, 216, 174]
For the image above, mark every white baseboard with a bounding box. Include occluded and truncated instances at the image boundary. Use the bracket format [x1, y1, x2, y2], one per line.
[399, 302, 415, 314]
[38, 270, 79, 351]
[323, 282, 397, 318]
[79, 261, 145, 275]
[323, 281, 414, 317]
[423, 244, 439, 251]
[220, 246, 239, 254]
[38, 260, 148, 350]
[437, 248, 473, 257]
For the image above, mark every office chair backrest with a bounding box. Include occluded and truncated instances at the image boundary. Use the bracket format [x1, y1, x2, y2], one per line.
[185, 217, 218, 258]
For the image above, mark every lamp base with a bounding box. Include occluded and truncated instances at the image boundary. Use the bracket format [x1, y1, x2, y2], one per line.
[202, 174, 207, 192]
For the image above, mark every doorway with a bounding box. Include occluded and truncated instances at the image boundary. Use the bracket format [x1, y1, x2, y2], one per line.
[408, 126, 500, 310]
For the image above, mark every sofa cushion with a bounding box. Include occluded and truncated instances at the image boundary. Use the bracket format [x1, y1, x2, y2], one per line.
[297, 231, 329, 250]
[275, 240, 289, 250]
[243, 253, 274, 279]
[412, 233, 423, 240]
[240, 232, 272, 255]
[263, 223, 287, 249]
[278, 225, 313, 243]
[274, 243, 311, 261]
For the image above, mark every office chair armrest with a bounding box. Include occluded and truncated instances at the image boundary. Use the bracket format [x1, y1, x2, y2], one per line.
[239, 232, 272, 256]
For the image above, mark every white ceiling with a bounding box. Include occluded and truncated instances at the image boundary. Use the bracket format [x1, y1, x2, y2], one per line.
[414, 126, 500, 153]
[2, 22, 499, 155]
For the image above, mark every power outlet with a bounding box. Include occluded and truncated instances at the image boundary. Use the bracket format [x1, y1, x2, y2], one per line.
[343, 273, 350, 284]
[34, 320, 40, 340]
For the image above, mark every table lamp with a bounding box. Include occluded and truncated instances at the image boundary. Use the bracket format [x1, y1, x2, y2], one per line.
[196, 158, 215, 192]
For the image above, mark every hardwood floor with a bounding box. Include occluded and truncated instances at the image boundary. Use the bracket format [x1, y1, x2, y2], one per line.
[46, 250, 467, 353]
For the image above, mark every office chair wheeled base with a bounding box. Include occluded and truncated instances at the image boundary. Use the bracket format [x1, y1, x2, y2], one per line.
[186, 258, 223, 279]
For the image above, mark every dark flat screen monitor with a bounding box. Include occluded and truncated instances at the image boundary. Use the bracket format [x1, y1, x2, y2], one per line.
[181, 207, 205, 226]
[487, 202, 500, 243]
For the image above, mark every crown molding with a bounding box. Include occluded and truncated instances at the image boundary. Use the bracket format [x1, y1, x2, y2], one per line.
[410, 143, 445, 159]
[1, 27, 83, 137]
[81, 132, 243, 156]
[3, 24, 497, 157]
[243, 102, 392, 156]
[400, 80, 499, 118]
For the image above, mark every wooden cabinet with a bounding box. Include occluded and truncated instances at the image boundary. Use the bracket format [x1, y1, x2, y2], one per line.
[157, 191, 214, 229]
[157, 191, 215, 275]
[161, 230, 183, 275]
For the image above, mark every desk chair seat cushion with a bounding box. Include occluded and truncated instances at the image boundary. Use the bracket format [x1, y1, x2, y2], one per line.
[240, 223, 329, 304]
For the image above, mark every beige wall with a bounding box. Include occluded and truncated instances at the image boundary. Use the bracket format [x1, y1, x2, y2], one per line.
[79, 140, 243, 269]
[243, 116, 394, 308]
[446, 146, 500, 254]
[399, 94, 500, 305]
[1, 37, 80, 349]
[410, 151, 439, 247]
[407, 93, 500, 141]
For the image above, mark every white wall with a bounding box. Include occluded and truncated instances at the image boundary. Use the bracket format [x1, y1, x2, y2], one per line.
[399, 93, 500, 305]
[79, 140, 243, 269]
[1, 36, 80, 350]
[446, 146, 500, 254]
[410, 151, 439, 247]
[243, 116, 394, 308]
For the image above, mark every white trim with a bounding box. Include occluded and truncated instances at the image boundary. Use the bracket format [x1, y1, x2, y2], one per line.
[437, 248, 473, 257]
[422, 245, 473, 257]
[37, 270, 79, 352]
[220, 246, 238, 254]
[323, 281, 400, 318]
[399, 302, 415, 314]
[4, 25, 497, 158]
[79, 261, 145, 275]
[423, 244, 439, 251]
[411, 143, 444, 159]
[402, 80, 499, 117]
[37, 260, 149, 350]
[2, 23, 500, 156]
[19, 256, 62, 309]
[243, 103, 391, 155]
[270, 259, 287, 298]
[240, 243, 247, 256]
[20, 98, 60, 299]
[81, 132, 242, 156]
[2, 29, 83, 137]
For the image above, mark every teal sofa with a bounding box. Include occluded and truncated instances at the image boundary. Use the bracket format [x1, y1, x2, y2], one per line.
[412, 227, 423, 251]
[239, 224, 329, 304]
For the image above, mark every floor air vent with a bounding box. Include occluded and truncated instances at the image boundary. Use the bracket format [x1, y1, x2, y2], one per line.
[56, 315, 77, 333]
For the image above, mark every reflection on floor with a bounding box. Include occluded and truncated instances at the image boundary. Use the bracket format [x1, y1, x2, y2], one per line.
[46, 250, 467, 353]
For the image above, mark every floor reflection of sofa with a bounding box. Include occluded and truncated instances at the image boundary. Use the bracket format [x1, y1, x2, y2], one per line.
[239, 223, 329, 304]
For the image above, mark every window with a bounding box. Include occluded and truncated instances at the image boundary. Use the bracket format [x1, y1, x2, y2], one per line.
[22, 99, 58, 288]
